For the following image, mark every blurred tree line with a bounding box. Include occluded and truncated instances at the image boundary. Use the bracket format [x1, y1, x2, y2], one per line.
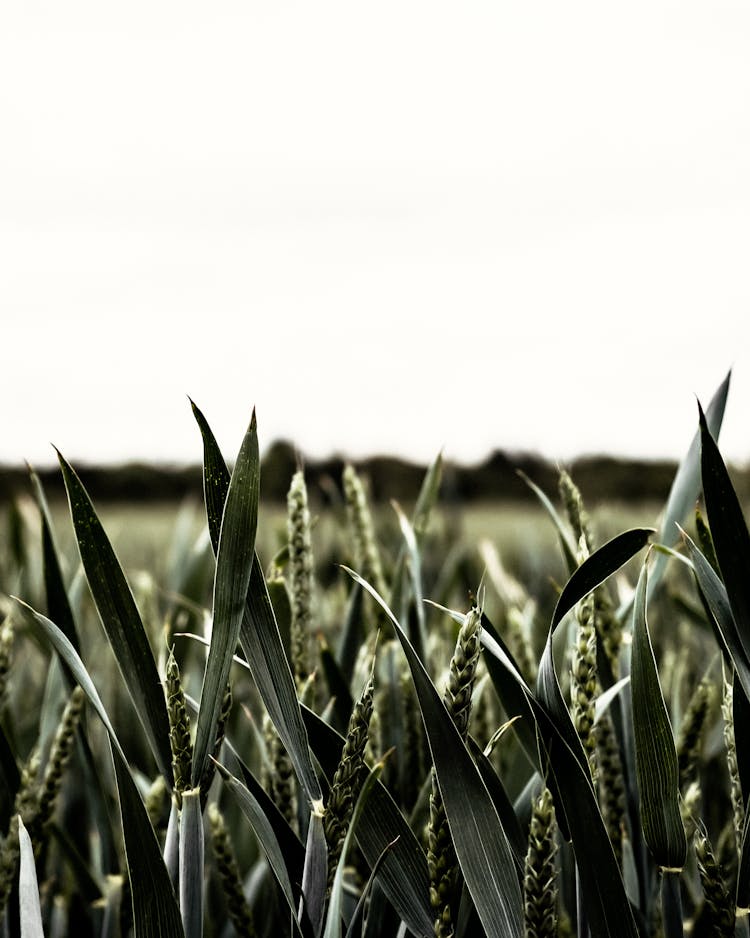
[2, 440, 748, 508]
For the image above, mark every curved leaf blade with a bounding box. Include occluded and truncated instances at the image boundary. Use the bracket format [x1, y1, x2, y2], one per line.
[631, 562, 686, 870]
[18, 816, 44, 938]
[481, 627, 640, 938]
[29, 466, 80, 655]
[344, 568, 524, 938]
[551, 528, 654, 632]
[646, 370, 730, 600]
[192, 411, 259, 788]
[682, 530, 750, 702]
[18, 600, 185, 938]
[190, 400, 322, 803]
[699, 402, 750, 670]
[179, 789, 204, 938]
[56, 451, 173, 784]
[214, 759, 300, 928]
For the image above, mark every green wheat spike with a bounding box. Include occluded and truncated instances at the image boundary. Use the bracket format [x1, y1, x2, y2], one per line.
[523, 786, 558, 938]
[596, 711, 626, 869]
[571, 569, 598, 780]
[324, 673, 374, 889]
[209, 803, 257, 938]
[722, 674, 745, 856]
[0, 749, 41, 912]
[263, 713, 297, 832]
[287, 469, 314, 686]
[695, 828, 735, 938]
[558, 469, 593, 548]
[0, 615, 14, 703]
[343, 464, 388, 629]
[32, 685, 85, 847]
[427, 607, 482, 938]
[676, 677, 714, 790]
[165, 646, 193, 805]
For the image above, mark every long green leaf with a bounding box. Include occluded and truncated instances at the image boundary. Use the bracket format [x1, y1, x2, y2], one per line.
[480, 631, 640, 938]
[517, 469, 579, 573]
[300, 809, 328, 938]
[479, 612, 539, 767]
[29, 466, 80, 654]
[56, 451, 173, 784]
[682, 530, 750, 702]
[466, 736, 525, 871]
[213, 759, 301, 931]
[17, 600, 185, 938]
[190, 400, 322, 803]
[550, 528, 655, 632]
[179, 789, 204, 938]
[343, 838, 399, 938]
[344, 568, 524, 938]
[630, 563, 686, 870]
[646, 370, 730, 601]
[537, 529, 654, 782]
[18, 816, 44, 938]
[699, 402, 750, 669]
[192, 412, 259, 788]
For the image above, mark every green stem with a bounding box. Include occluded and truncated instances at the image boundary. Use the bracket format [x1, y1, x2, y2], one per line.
[660, 870, 683, 938]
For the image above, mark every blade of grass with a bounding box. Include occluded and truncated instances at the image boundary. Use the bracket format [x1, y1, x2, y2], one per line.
[344, 568, 524, 938]
[343, 837, 399, 938]
[183, 688, 306, 890]
[550, 528, 654, 633]
[190, 399, 322, 804]
[630, 561, 687, 870]
[212, 758, 302, 934]
[179, 789, 204, 938]
[537, 529, 654, 780]
[300, 809, 328, 938]
[480, 633, 640, 938]
[517, 469, 578, 574]
[699, 402, 750, 669]
[15, 599, 185, 938]
[479, 612, 539, 767]
[29, 466, 80, 655]
[55, 451, 173, 784]
[192, 411, 259, 789]
[681, 530, 750, 702]
[466, 736, 525, 871]
[391, 502, 428, 662]
[645, 370, 730, 603]
[18, 816, 44, 938]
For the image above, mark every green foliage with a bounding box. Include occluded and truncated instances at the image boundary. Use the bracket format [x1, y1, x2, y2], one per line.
[1, 372, 747, 935]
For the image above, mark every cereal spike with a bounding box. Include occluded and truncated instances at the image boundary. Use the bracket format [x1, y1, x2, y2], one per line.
[695, 828, 735, 937]
[324, 674, 374, 887]
[209, 803, 256, 937]
[343, 465, 388, 628]
[676, 678, 714, 790]
[287, 470, 314, 686]
[722, 676, 745, 855]
[523, 787, 558, 938]
[165, 647, 192, 804]
[427, 607, 482, 937]
[33, 686, 85, 844]
[571, 582, 598, 780]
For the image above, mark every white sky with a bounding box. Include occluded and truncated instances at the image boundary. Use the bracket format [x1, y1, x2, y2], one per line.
[2, 2, 750, 468]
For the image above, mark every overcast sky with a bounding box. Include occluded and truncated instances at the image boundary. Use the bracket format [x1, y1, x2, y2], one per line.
[2, 2, 750, 469]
